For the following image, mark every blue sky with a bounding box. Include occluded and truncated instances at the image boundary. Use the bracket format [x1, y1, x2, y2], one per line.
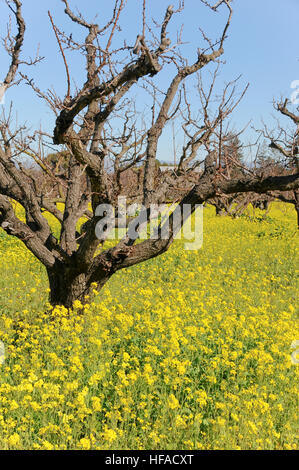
[0, 0, 298, 162]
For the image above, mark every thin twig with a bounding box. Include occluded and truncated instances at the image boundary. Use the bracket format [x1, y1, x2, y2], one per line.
[48, 10, 71, 100]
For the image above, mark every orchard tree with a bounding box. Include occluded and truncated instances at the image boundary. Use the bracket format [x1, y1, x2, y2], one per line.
[259, 99, 299, 226]
[207, 131, 248, 216]
[0, 0, 298, 308]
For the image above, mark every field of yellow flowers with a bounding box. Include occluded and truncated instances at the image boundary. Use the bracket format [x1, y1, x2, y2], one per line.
[0, 203, 298, 450]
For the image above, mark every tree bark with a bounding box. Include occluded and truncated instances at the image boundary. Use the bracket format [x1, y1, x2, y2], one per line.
[46, 258, 113, 308]
[47, 264, 89, 308]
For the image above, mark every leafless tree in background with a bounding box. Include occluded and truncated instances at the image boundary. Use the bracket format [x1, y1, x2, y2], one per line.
[258, 98, 299, 226]
[0, 0, 298, 308]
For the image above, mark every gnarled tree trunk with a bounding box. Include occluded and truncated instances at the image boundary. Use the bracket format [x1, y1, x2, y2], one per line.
[46, 263, 110, 308]
[47, 265, 89, 308]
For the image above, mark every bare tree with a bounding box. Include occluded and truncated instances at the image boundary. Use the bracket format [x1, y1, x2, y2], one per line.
[258, 98, 299, 226]
[0, 0, 298, 308]
[207, 131, 247, 215]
